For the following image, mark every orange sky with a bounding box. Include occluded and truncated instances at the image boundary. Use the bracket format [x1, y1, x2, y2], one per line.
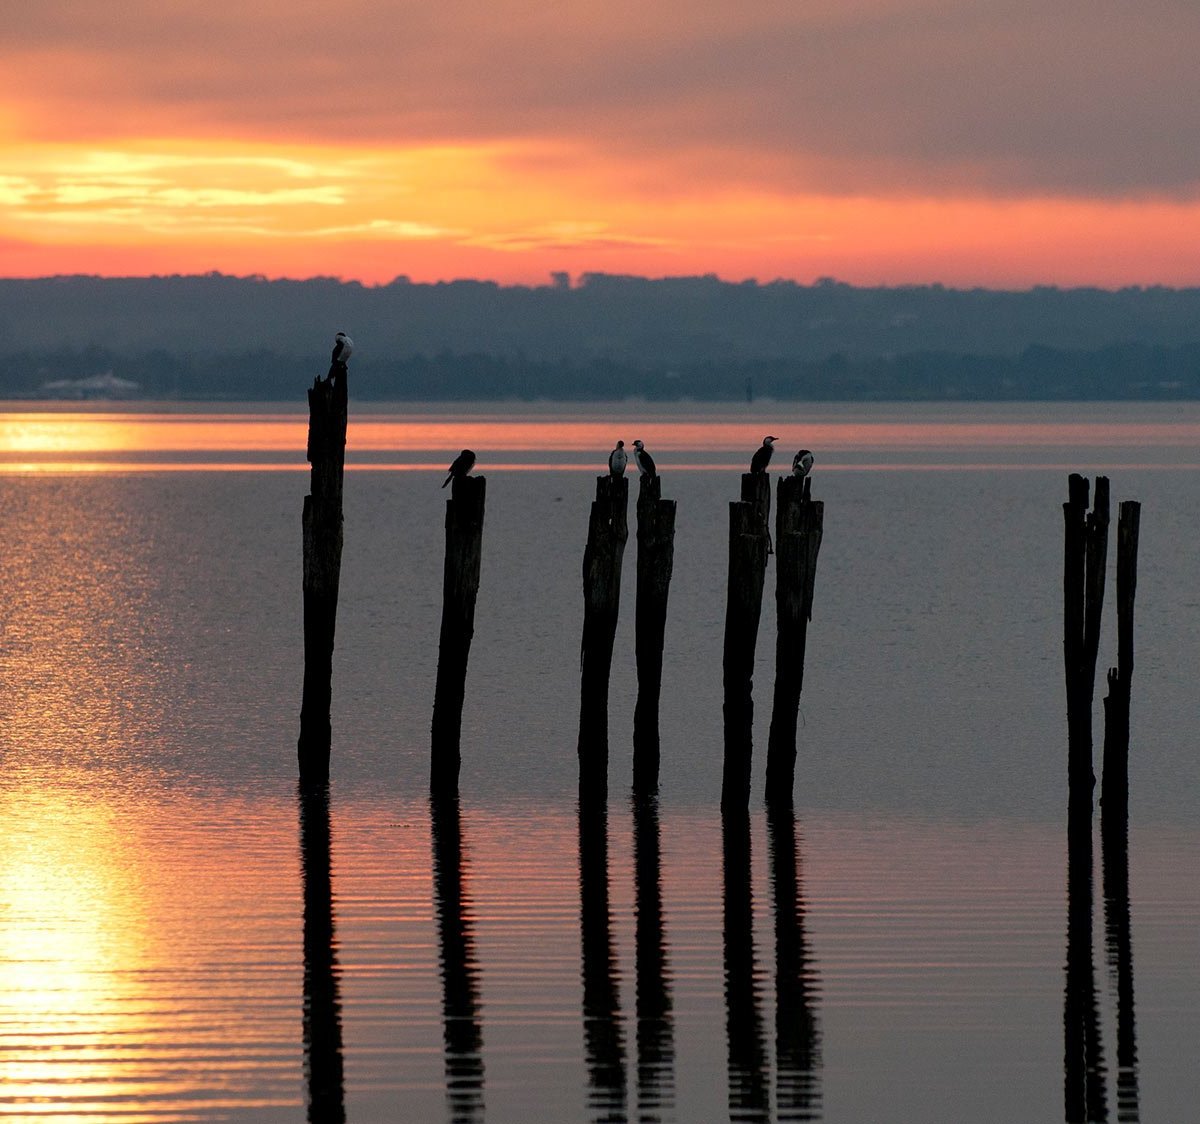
[3, 0, 1199, 287]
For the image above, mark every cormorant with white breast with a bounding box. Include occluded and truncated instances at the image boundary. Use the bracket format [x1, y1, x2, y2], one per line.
[631, 439, 656, 480]
[792, 449, 814, 478]
[608, 440, 628, 478]
[442, 449, 476, 487]
[331, 331, 354, 365]
[749, 435, 777, 473]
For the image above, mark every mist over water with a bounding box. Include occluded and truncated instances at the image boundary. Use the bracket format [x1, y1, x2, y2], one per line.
[1, 402, 1198, 1121]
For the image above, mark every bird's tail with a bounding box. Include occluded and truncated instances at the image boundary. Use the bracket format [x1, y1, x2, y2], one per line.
[441, 474, 452, 488]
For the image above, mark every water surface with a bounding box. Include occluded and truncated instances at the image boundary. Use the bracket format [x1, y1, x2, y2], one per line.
[1, 402, 1198, 1121]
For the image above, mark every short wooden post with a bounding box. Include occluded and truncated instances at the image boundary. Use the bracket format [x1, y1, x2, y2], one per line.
[1102, 501, 1140, 812]
[298, 356, 348, 785]
[1063, 474, 1109, 798]
[722, 496, 770, 810]
[766, 476, 824, 804]
[431, 475, 487, 795]
[579, 475, 630, 793]
[633, 475, 677, 793]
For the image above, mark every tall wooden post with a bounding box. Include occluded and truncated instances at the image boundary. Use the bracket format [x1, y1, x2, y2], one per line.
[766, 476, 824, 804]
[431, 475, 487, 795]
[1063, 474, 1109, 798]
[579, 475, 630, 794]
[1102, 501, 1140, 813]
[298, 357, 348, 785]
[633, 475, 677, 793]
[722, 483, 770, 811]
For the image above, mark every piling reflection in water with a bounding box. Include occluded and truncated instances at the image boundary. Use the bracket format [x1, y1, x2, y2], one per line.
[1064, 799, 1106, 1124]
[431, 795, 486, 1122]
[723, 810, 770, 1121]
[632, 793, 675, 1120]
[298, 784, 347, 1124]
[1101, 811, 1140, 1123]
[767, 806, 822, 1121]
[578, 793, 628, 1120]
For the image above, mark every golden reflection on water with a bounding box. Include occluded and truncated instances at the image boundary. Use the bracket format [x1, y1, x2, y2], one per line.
[3, 410, 1200, 476]
[0, 785, 151, 1096]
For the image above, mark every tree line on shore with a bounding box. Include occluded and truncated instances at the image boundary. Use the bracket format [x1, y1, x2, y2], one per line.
[2, 339, 1200, 401]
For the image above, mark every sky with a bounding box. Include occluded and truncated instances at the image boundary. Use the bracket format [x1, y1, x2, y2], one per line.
[2, 0, 1199, 288]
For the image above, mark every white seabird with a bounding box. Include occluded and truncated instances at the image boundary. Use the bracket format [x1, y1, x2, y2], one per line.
[608, 440, 628, 478]
[792, 449, 814, 478]
[331, 331, 354, 365]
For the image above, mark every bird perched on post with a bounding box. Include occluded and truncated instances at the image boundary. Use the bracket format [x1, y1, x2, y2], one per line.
[750, 435, 777, 473]
[608, 440, 628, 478]
[442, 449, 476, 488]
[792, 449, 814, 478]
[331, 331, 354, 365]
[631, 439, 657, 480]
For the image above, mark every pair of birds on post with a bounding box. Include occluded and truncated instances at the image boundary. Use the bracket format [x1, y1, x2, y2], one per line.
[750, 435, 814, 479]
[606, 439, 655, 480]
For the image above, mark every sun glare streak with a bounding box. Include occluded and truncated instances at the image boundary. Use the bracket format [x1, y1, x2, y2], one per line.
[0, 787, 154, 1098]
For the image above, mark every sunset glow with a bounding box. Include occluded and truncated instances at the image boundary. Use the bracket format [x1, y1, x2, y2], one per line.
[4, 0, 1199, 286]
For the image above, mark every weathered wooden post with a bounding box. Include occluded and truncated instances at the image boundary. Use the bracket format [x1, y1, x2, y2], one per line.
[742, 471, 771, 552]
[1102, 501, 1140, 813]
[1063, 474, 1109, 798]
[579, 475, 630, 793]
[431, 475, 487, 795]
[766, 476, 824, 804]
[298, 354, 348, 785]
[633, 475, 677, 792]
[722, 483, 770, 811]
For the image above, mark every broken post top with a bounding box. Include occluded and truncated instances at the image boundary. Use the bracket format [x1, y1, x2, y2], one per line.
[306, 349, 349, 503]
[638, 473, 662, 503]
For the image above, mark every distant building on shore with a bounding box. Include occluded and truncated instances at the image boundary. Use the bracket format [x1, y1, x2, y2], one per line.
[40, 371, 141, 399]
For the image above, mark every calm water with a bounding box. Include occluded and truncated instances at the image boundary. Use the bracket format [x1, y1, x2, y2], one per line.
[0, 401, 1198, 1122]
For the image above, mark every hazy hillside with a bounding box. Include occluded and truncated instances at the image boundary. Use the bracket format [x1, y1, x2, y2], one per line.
[2, 273, 1199, 400]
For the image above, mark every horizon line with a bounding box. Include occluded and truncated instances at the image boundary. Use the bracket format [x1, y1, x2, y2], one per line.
[2, 270, 1198, 296]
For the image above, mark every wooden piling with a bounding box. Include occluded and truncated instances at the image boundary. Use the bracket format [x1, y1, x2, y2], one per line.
[431, 475, 487, 795]
[1102, 501, 1140, 812]
[742, 471, 772, 552]
[298, 357, 348, 785]
[578, 475, 630, 793]
[633, 475, 677, 792]
[765, 476, 824, 804]
[1063, 474, 1109, 797]
[722, 497, 770, 811]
